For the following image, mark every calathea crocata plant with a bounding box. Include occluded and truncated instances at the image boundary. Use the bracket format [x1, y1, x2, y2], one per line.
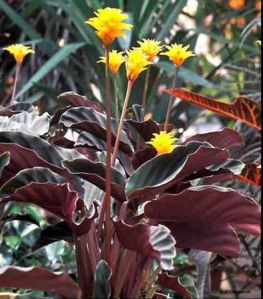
[0, 7, 261, 299]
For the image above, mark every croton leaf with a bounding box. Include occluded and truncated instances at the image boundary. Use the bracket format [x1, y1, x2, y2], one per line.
[59, 107, 133, 156]
[62, 159, 126, 202]
[0, 167, 66, 196]
[1, 182, 94, 236]
[114, 220, 176, 270]
[92, 260, 112, 299]
[236, 163, 261, 186]
[157, 273, 198, 299]
[144, 186, 260, 256]
[0, 266, 80, 298]
[165, 88, 261, 130]
[126, 141, 228, 199]
[184, 128, 244, 150]
[0, 151, 10, 177]
[58, 91, 104, 112]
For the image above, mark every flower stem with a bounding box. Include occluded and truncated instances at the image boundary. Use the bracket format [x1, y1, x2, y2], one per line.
[11, 63, 21, 105]
[111, 80, 133, 165]
[113, 74, 119, 121]
[164, 66, 179, 131]
[141, 66, 151, 116]
[103, 46, 112, 263]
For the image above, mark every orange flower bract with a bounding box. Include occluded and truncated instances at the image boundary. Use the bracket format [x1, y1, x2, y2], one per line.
[85, 7, 133, 46]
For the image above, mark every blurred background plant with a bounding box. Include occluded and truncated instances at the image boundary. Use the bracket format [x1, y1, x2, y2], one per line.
[0, 0, 261, 298]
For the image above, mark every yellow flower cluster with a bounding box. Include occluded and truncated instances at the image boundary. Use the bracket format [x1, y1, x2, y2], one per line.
[87, 8, 195, 81]
[98, 50, 125, 74]
[3, 44, 34, 64]
[162, 43, 195, 67]
[147, 130, 178, 155]
[138, 39, 163, 62]
[125, 48, 152, 81]
[85, 8, 133, 46]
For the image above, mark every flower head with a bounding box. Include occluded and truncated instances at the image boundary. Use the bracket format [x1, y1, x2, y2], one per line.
[125, 48, 152, 81]
[147, 130, 178, 155]
[228, 0, 245, 9]
[162, 43, 194, 67]
[256, 0, 261, 12]
[85, 7, 133, 46]
[98, 50, 126, 74]
[137, 39, 163, 62]
[235, 17, 246, 27]
[3, 44, 34, 64]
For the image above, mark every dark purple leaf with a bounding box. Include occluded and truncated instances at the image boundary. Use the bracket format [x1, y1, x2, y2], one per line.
[2, 182, 95, 236]
[62, 159, 126, 202]
[114, 220, 176, 270]
[126, 119, 160, 142]
[60, 107, 133, 156]
[184, 128, 244, 150]
[126, 141, 228, 199]
[144, 186, 260, 256]
[2, 214, 39, 226]
[157, 273, 195, 298]
[0, 151, 10, 177]
[0, 266, 80, 298]
[33, 221, 73, 251]
[58, 91, 104, 112]
[132, 146, 157, 170]
[167, 222, 240, 257]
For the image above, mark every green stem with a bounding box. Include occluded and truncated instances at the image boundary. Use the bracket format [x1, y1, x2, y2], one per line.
[164, 67, 179, 131]
[141, 66, 151, 116]
[11, 63, 20, 105]
[111, 80, 133, 165]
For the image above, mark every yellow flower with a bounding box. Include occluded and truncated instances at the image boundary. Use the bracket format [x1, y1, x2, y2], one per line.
[137, 39, 163, 62]
[98, 50, 126, 74]
[85, 7, 133, 46]
[126, 48, 152, 81]
[228, 0, 245, 9]
[147, 130, 178, 155]
[3, 43, 34, 64]
[162, 43, 194, 67]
